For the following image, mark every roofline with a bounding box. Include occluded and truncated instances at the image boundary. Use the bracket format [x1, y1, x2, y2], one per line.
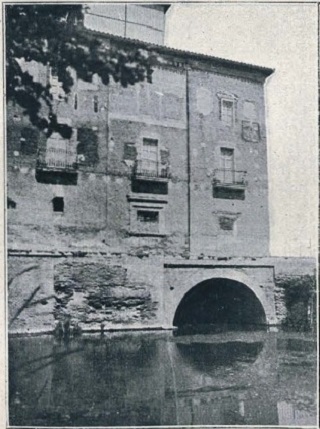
[138, 3, 171, 12]
[82, 27, 274, 79]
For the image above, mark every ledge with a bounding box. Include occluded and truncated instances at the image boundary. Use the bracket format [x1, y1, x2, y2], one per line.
[213, 182, 247, 191]
[127, 193, 168, 203]
[132, 174, 169, 183]
[128, 232, 167, 238]
[164, 258, 275, 269]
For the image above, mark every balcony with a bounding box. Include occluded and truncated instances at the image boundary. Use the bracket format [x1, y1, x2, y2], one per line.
[36, 147, 78, 172]
[213, 169, 247, 189]
[132, 160, 169, 182]
[36, 147, 78, 185]
[213, 169, 247, 200]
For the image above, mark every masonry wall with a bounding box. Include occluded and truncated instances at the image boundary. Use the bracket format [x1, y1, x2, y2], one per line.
[7, 66, 190, 256]
[188, 70, 269, 257]
[6, 40, 282, 335]
[7, 58, 270, 259]
[8, 254, 165, 334]
[8, 254, 316, 334]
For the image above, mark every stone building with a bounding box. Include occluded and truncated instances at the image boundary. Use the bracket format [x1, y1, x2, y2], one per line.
[7, 4, 315, 334]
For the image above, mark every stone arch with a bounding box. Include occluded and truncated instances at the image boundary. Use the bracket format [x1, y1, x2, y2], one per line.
[163, 267, 277, 329]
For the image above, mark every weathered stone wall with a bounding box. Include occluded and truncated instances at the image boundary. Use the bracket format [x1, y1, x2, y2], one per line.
[7, 61, 269, 259]
[188, 70, 269, 257]
[163, 262, 277, 328]
[7, 255, 316, 334]
[7, 66, 188, 256]
[53, 255, 164, 330]
[8, 254, 165, 334]
[8, 37, 313, 334]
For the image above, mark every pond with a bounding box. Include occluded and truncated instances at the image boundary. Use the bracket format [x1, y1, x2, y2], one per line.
[9, 330, 317, 426]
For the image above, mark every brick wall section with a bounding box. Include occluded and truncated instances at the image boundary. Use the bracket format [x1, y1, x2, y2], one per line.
[8, 255, 165, 333]
[53, 255, 163, 330]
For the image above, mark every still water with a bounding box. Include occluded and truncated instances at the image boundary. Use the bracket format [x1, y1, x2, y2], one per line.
[9, 331, 317, 426]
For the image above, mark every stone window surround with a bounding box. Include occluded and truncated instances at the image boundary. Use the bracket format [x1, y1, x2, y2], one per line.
[128, 197, 167, 236]
[137, 132, 161, 160]
[136, 132, 167, 176]
[216, 91, 238, 127]
[213, 210, 241, 236]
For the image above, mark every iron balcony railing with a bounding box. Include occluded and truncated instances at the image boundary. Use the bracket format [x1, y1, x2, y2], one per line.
[36, 147, 78, 171]
[213, 169, 247, 188]
[133, 160, 169, 180]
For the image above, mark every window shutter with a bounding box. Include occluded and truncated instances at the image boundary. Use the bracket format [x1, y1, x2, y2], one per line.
[20, 127, 39, 155]
[123, 143, 137, 161]
[77, 128, 99, 165]
[160, 148, 169, 165]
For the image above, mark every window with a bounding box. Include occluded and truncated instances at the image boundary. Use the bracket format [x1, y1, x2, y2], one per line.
[77, 128, 99, 165]
[50, 66, 58, 79]
[74, 93, 78, 110]
[221, 99, 235, 126]
[123, 142, 137, 162]
[52, 197, 64, 213]
[136, 209, 160, 234]
[93, 95, 99, 113]
[48, 66, 63, 100]
[220, 148, 234, 183]
[217, 92, 238, 126]
[7, 198, 16, 209]
[137, 210, 159, 223]
[20, 127, 39, 155]
[129, 201, 166, 236]
[219, 216, 235, 231]
[140, 138, 158, 175]
[242, 101, 260, 142]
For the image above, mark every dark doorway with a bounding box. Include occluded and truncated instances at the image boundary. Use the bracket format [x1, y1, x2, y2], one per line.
[173, 278, 267, 333]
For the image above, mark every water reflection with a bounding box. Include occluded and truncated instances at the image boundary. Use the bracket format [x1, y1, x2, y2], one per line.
[9, 331, 317, 426]
[176, 341, 264, 368]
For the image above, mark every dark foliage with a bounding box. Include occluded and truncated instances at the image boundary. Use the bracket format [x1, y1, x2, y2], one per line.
[277, 274, 316, 332]
[77, 128, 99, 165]
[6, 5, 157, 137]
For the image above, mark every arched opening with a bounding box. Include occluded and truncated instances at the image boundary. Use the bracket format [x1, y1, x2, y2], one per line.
[173, 278, 267, 333]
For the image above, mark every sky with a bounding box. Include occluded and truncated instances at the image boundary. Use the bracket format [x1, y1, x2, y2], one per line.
[165, 3, 318, 258]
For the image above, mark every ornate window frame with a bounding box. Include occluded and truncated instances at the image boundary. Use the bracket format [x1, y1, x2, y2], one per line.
[216, 92, 238, 127]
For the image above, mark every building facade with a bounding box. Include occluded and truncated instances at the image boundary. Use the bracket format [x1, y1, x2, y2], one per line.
[7, 5, 315, 333]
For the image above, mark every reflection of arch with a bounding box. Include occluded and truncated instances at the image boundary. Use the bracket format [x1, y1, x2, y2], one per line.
[173, 278, 267, 330]
[164, 334, 278, 425]
[164, 268, 276, 328]
[176, 340, 265, 370]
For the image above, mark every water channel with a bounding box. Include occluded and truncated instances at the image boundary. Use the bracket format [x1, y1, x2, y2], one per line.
[9, 330, 317, 426]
